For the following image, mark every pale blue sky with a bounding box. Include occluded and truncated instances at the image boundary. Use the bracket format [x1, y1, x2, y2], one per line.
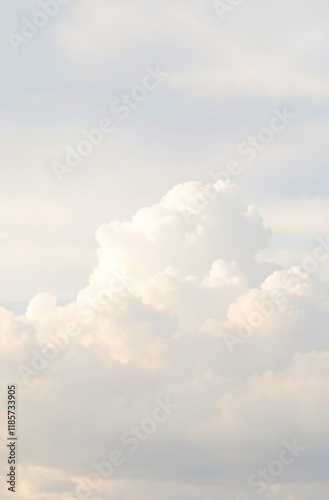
[1, 2, 329, 499]
[0, 0, 328, 305]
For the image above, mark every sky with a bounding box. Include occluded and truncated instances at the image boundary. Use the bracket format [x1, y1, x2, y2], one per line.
[0, 0, 329, 499]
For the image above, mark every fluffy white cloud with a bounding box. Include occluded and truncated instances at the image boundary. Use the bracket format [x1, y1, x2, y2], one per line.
[2, 2, 328, 497]
[1, 180, 328, 499]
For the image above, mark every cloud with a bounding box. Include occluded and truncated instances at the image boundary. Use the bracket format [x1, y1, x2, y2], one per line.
[2, 2, 328, 497]
[1, 180, 329, 499]
[53, 0, 329, 100]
